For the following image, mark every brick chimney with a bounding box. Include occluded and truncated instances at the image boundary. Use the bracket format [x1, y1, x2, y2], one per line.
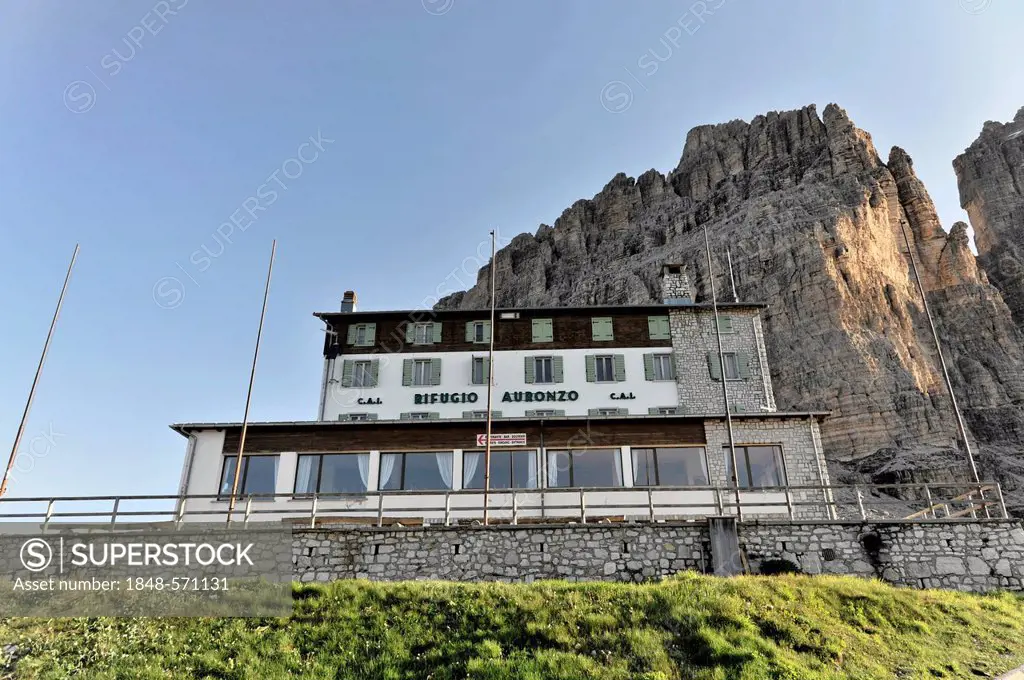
[341, 290, 357, 312]
[660, 264, 693, 304]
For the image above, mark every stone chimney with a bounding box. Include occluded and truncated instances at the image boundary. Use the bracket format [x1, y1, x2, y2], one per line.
[341, 290, 357, 312]
[660, 264, 693, 304]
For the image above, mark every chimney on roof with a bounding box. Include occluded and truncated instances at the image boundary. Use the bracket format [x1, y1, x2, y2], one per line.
[341, 290, 357, 312]
[660, 264, 693, 304]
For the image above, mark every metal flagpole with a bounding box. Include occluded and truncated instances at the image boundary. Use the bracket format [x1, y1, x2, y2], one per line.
[483, 231, 497, 525]
[726, 247, 738, 303]
[898, 219, 980, 483]
[704, 226, 743, 521]
[227, 240, 277, 524]
[1, 244, 79, 499]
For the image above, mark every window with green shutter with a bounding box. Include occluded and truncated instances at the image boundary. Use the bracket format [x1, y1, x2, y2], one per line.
[644, 354, 673, 381]
[588, 407, 628, 416]
[471, 357, 491, 385]
[708, 352, 748, 381]
[525, 409, 565, 417]
[613, 354, 626, 381]
[346, 323, 376, 346]
[716, 316, 734, 334]
[343, 360, 378, 388]
[591, 317, 614, 341]
[532, 318, 553, 343]
[647, 315, 670, 340]
[527, 356, 554, 384]
[407, 322, 441, 345]
[430, 358, 442, 385]
[465, 321, 490, 343]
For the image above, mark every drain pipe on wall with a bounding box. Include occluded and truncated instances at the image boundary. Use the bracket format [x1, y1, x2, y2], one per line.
[704, 224, 743, 522]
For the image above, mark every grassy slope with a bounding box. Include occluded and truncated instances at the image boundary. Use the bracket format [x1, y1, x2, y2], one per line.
[1, 574, 1023, 679]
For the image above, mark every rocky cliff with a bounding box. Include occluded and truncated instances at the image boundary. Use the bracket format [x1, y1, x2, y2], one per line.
[437, 104, 1024, 510]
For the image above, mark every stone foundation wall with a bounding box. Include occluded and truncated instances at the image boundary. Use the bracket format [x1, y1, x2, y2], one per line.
[292, 519, 1024, 592]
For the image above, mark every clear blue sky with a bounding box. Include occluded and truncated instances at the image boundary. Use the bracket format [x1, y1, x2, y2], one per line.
[1, 0, 1021, 499]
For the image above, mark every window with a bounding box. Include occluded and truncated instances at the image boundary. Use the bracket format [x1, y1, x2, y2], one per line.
[648, 315, 671, 340]
[591, 317, 614, 341]
[632, 448, 709, 487]
[471, 357, 490, 385]
[716, 316, 735, 334]
[589, 407, 628, 416]
[532, 318, 553, 343]
[650, 407, 681, 415]
[352, 361, 373, 387]
[346, 323, 376, 346]
[526, 409, 564, 417]
[707, 351, 747, 381]
[595, 356, 614, 382]
[466, 321, 491, 344]
[725, 445, 787, 489]
[380, 452, 453, 490]
[547, 449, 623, 488]
[587, 354, 624, 382]
[347, 413, 375, 422]
[414, 324, 431, 344]
[463, 450, 538, 489]
[534, 357, 553, 384]
[404, 412, 437, 420]
[723, 352, 740, 380]
[219, 455, 278, 499]
[294, 454, 369, 494]
[463, 410, 501, 419]
[412, 359, 432, 386]
[651, 354, 673, 381]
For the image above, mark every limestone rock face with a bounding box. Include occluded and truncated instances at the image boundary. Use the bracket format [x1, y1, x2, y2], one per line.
[437, 104, 1024, 510]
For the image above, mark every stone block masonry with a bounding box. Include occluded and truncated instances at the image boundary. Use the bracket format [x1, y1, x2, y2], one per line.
[290, 519, 1024, 593]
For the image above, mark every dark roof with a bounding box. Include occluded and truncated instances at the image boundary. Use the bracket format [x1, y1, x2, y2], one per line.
[314, 302, 768, 322]
[170, 411, 829, 436]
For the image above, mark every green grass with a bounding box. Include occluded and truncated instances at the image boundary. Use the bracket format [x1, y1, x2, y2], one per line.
[2, 574, 1023, 679]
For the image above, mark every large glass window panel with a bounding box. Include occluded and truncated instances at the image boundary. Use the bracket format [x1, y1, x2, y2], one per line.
[534, 357, 553, 383]
[320, 454, 369, 493]
[655, 448, 709, 486]
[463, 451, 537, 490]
[595, 356, 615, 382]
[412, 360, 432, 386]
[725, 445, 786, 489]
[548, 449, 622, 488]
[219, 455, 278, 497]
[382, 452, 453, 490]
[632, 448, 657, 486]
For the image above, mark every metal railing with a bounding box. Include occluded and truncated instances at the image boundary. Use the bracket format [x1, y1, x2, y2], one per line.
[0, 482, 1010, 528]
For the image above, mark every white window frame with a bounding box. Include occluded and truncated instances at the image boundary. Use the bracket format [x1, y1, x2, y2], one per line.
[532, 409, 559, 417]
[652, 354, 672, 381]
[352, 360, 373, 388]
[594, 355, 615, 383]
[408, 412, 433, 421]
[348, 413, 373, 422]
[471, 357, 487, 385]
[412, 359, 432, 386]
[473, 322, 487, 343]
[654, 407, 678, 415]
[594, 408, 622, 416]
[413, 323, 432, 344]
[354, 325, 368, 346]
[534, 356, 554, 384]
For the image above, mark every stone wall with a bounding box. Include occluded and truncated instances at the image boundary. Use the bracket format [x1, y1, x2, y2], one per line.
[291, 519, 1024, 592]
[669, 309, 772, 413]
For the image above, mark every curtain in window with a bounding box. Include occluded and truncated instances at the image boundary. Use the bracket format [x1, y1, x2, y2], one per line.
[295, 456, 317, 494]
[547, 451, 561, 487]
[463, 451, 482, 489]
[526, 451, 538, 489]
[613, 450, 623, 486]
[631, 450, 642, 485]
[356, 454, 370, 490]
[380, 453, 398, 489]
[435, 451, 454, 489]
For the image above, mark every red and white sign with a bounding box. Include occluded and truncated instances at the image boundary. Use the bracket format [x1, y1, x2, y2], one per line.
[475, 433, 527, 447]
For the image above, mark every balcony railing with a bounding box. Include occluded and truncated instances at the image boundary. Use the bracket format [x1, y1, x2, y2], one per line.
[0, 482, 1010, 528]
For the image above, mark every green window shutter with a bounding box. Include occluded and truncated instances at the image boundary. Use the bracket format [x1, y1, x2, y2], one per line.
[405, 323, 415, 344]
[524, 357, 535, 384]
[362, 323, 376, 346]
[346, 325, 357, 345]
[552, 356, 564, 383]
[369, 360, 380, 387]
[643, 354, 655, 381]
[648, 407, 660, 415]
[430, 358, 442, 385]
[402, 359, 414, 386]
[365, 414, 378, 421]
[428, 412, 441, 420]
[585, 355, 597, 382]
[432, 322, 443, 344]
[592, 317, 613, 341]
[532, 318, 553, 342]
[492, 411, 502, 418]
[738, 352, 751, 380]
[482, 321, 491, 342]
[465, 322, 474, 342]
[648, 316, 670, 340]
[399, 412, 412, 420]
[337, 414, 352, 422]
[462, 411, 476, 419]
[717, 316, 734, 334]
[707, 352, 722, 381]
[341, 360, 354, 387]
[479, 357, 491, 383]
[667, 357, 676, 380]
[613, 354, 626, 382]
[587, 408, 602, 416]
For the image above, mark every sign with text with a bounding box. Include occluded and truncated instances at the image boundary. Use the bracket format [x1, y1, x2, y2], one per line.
[475, 433, 528, 447]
